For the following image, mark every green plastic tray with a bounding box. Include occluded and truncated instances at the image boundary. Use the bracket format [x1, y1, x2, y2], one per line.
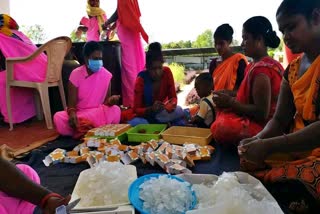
[105, 132, 127, 142]
[126, 124, 167, 142]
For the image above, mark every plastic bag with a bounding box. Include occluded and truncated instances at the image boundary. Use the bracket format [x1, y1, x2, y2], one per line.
[177, 172, 284, 214]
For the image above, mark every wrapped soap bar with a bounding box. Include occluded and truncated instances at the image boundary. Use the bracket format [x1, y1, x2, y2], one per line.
[109, 138, 121, 146]
[43, 149, 66, 167]
[141, 143, 153, 153]
[184, 144, 198, 156]
[129, 145, 144, 155]
[155, 153, 170, 169]
[80, 147, 90, 156]
[84, 137, 99, 147]
[121, 151, 139, 165]
[145, 152, 156, 166]
[93, 152, 105, 163]
[118, 144, 129, 152]
[191, 151, 202, 161]
[165, 146, 175, 159]
[107, 155, 121, 162]
[205, 145, 215, 154]
[166, 164, 192, 175]
[172, 148, 187, 160]
[81, 153, 90, 162]
[97, 146, 106, 152]
[67, 150, 79, 156]
[147, 139, 159, 150]
[199, 147, 211, 160]
[157, 141, 170, 153]
[139, 153, 147, 164]
[64, 156, 83, 164]
[167, 159, 187, 168]
[184, 154, 195, 167]
[73, 143, 86, 152]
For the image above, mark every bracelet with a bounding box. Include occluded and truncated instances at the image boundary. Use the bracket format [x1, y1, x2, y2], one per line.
[40, 192, 63, 209]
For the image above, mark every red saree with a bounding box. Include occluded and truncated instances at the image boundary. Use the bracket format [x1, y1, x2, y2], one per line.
[211, 57, 284, 145]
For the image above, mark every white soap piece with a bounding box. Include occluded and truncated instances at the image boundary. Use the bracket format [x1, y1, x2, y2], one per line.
[139, 175, 193, 214]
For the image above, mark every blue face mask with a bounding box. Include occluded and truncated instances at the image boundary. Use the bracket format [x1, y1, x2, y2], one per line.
[88, 59, 103, 72]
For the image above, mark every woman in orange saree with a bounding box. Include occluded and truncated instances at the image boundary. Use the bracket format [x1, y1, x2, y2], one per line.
[210, 16, 284, 146]
[238, 0, 320, 212]
[210, 24, 248, 91]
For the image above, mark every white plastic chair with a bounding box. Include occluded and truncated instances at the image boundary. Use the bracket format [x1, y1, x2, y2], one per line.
[6, 36, 72, 130]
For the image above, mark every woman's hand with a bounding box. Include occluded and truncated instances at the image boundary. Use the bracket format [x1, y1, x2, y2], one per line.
[238, 138, 271, 166]
[102, 23, 111, 31]
[239, 136, 260, 147]
[152, 101, 164, 113]
[75, 29, 82, 39]
[107, 95, 121, 106]
[212, 91, 235, 109]
[43, 195, 71, 214]
[68, 112, 78, 130]
[217, 89, 237, 97]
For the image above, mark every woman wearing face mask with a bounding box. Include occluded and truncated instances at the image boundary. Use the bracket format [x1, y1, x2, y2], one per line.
[130, 42, 185, 125]
[54, 41, 121, 137]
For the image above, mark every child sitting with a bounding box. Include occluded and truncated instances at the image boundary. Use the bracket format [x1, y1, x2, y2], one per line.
[190, 73, 216, 128]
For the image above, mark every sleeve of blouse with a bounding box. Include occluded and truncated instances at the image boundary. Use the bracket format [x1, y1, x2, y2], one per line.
[80, 17, 89, 26]
[69, 70, 80, 88]
[133, 76, 147, 116]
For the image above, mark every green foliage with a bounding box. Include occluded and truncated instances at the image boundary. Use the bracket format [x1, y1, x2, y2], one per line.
[268, 38, 284, 58]
[231, 39, 240, 46]
[162, 40, 192, 49]
[20, 25, 46, 44]
[168, 62, 185, 84]
[162, 29, 213, 49]
[70, 29, 86, 42]
[192, 29, 213, 48]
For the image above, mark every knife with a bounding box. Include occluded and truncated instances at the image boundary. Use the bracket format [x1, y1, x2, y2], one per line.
[55, 198, 81, 214]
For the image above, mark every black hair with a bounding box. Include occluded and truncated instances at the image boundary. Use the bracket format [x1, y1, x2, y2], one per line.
[146, 42, 164, 69]
[243, 16, 280, 48]
[83, 41, 103, 58]
[195, 73, 213, 89]
[148, 42, 162, 52]
[277, 0, 320, 20]
[214, 24, 234, 42]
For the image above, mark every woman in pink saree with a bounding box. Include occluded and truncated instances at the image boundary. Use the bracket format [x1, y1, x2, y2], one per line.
[0, 14, 47, 123]
[76, 0, 107, 42]
[0, 14, 47, 124]
[0, 157, 70, 214]
[103, 0, 148, 107]
[54, 41, 121, 137]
